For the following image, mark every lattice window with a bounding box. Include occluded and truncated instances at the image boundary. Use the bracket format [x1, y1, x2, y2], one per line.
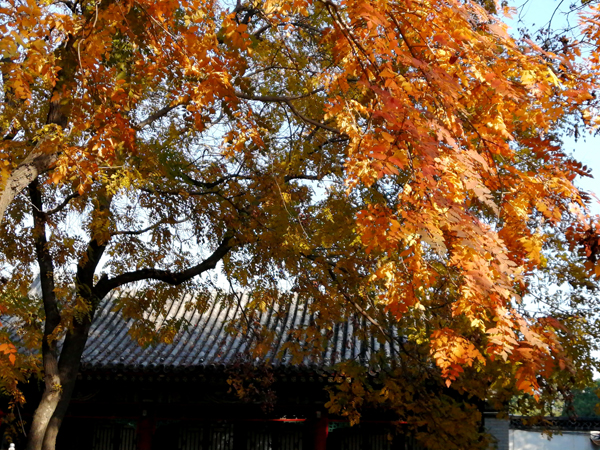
[246, 422, 303, 450]
[91, 422, 136, 450]
[178, 426, 204, 450]
[208, 424, 234, 450]
[329, 424, 398, 450]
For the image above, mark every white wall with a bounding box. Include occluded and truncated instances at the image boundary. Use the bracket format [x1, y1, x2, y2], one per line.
[509, 429, 596, 450]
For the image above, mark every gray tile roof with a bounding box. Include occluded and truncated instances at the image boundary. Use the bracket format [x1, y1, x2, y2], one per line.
[80, 291, 402, 373]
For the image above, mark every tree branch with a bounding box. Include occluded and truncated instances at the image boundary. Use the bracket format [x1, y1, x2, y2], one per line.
[140, 187, 217, 197]
[133, 102, 187, 131]
[237, 88, 325, 102]
[94, 232, 235, 298]
[44, 192, 80, 216]
[253, 24, 271, 39]
[284, 174, 323, 183]
[112, 216, 189, 236]
[0, 152, 58, 225]
[235, 91, 340, 134]
[301, 251, 417, 362]
[181, 173, 253, 189]
[325, 265, 393, 341]
[28, 179, 61, 331]
[78, 192, 113, 301]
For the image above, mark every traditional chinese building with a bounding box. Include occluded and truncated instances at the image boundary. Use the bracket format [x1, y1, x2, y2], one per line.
[43, 292, 413, 450]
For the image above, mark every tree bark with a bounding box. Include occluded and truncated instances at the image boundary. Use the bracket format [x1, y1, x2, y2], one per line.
[0, 37, 75, 225]
[24, 179, 97, 450]
[27, 315, 96, 450]
[41, 318, 93, 450]
[0, 152, 58, 225]
[37, 194, 111, 450]
[25, 180, 62, 450]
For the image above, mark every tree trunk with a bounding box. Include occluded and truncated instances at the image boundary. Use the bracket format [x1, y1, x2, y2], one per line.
[25, 180, 62, 450]
[24, 356, 61, 450]
[41, 318, 93, 450]
[25, 319, 94, 450]
[34, 192, 109, 450]
[40, 403, 65, 450]
[1, 36, 75, 225]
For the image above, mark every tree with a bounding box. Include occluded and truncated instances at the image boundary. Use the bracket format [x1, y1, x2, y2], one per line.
[1, 0, 600, 449]
[561, 379, 600, 417]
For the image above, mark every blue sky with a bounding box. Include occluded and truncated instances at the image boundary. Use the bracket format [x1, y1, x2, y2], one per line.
[507, 0, 600, 213]
[506, 0, 600, 375]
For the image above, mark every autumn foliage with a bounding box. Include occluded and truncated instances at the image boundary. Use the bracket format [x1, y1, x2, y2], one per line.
[1, 0, 600, 448]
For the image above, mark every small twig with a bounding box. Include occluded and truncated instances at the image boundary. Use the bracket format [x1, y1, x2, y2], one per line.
[93, 1, 99, 28]
[113, 216, 189, 236]
[284, 174, 323, 183]
[16, 403, 26, 437]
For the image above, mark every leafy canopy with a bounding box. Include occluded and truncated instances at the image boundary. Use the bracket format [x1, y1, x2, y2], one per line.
[1, 0, 600, 448]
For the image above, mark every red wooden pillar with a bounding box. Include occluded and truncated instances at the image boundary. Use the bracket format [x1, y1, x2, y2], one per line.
[137, 410, 154, 450]
[313, 412, 329, 450]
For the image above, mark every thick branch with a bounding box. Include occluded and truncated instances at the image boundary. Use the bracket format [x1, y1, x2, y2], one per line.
[181, 173, 253, 189]
[28, 179, 60, 332]
[2, 36, 77, 227]
[77, 193, 112, 297]
[0, 152, 58, 225]
[253, 24, 271, 38]
[235, 91, 339, 134]
[94, 233, 235, 298]
[133, 102, 187, 131]
[44, 192, 80, 216]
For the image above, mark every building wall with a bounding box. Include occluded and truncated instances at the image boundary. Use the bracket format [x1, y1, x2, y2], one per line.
[509, 429, 596, 450]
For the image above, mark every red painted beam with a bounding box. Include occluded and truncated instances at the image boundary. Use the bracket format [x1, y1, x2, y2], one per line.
[137, 415, 153, 450]
[313, 416, 329, 450]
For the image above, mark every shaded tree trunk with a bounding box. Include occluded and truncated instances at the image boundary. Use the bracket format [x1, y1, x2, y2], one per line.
[0, 36, 75, 225]
[41, 319, 94, 450]
[25, 180, 62, 450]
[26, 191, 110, 450]
[24, 350, 61, 450]
[26, 319, 95, 450]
